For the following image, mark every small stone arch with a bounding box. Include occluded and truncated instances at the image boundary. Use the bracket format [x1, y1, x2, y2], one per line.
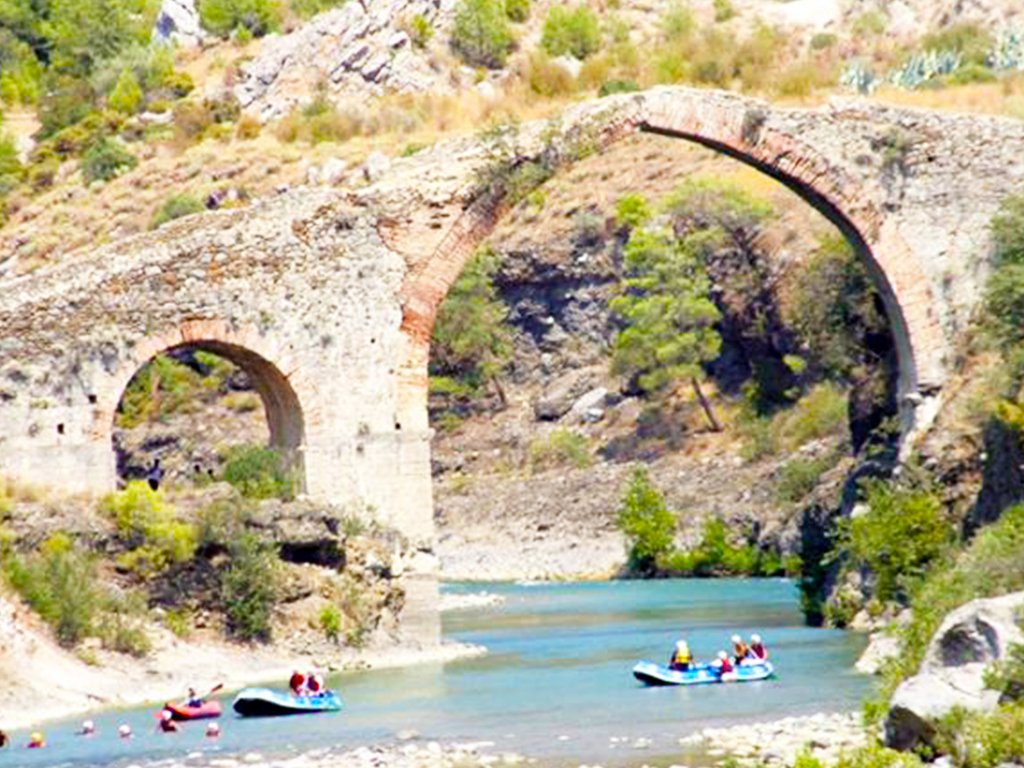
[396, 89, 947, 438]
[98, 319, 314, 492]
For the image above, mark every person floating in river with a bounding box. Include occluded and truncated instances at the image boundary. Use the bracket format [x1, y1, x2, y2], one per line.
[0, 729, 8, 748]
[669, 639, 693, 671]
[748, 634, 768, 661]
[730, 634, 750, 665]
[27, 732, 45, 749]
[158, 711, 180, 733]
[79, 720, 96, 736]
[146, 458, 165, 491]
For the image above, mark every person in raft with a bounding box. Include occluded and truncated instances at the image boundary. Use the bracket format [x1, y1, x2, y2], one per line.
[669, 639, 693, 671]
[27, 732, 45, 749]
[748, 634, 768, 662]
[730, 634, 750, 665]
[289, 670, 309, 695]
[714, 651, 735, 679]
[306, 671, 327, 696]
[158, 711, 181, 734]
[0, 729, 9, 748]
[186, 687, 204, 707]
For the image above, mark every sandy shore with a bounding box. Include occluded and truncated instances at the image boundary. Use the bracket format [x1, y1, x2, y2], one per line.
[0, 590, 483, 731]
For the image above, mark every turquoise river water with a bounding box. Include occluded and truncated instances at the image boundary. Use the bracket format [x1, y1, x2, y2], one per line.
[3, 579, 872, 768]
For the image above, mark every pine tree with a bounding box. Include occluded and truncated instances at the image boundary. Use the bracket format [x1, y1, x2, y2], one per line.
[611, 226, 723, 431]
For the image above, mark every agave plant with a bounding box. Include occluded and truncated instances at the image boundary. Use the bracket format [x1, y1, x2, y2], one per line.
[888, 50, 962, 90]
[839, 61, 880, 95]
[989, 28, 1024, 72]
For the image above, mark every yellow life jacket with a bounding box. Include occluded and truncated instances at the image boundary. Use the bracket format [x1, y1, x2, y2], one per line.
[673, 645, 693, 665]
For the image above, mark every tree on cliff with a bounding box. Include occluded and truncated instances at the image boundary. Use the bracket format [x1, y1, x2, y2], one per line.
[431, 248, 513, 405]
[611, 226, 723, 431]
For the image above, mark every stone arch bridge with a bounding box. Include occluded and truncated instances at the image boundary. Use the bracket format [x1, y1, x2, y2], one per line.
[2, 87, 1024, 549]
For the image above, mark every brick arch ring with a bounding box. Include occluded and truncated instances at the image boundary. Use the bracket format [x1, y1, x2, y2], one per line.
[92, 318, 321, 489]
[397, 89, 946, 434]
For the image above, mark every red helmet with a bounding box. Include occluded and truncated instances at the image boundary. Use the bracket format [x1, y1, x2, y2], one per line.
[289, 671, 305, 690]
[307, 673, 323, 692]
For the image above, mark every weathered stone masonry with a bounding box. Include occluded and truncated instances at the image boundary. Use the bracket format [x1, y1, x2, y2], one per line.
[2, 88, 1024, 632]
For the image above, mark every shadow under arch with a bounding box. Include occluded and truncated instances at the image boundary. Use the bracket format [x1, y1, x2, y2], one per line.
[110, 338, 307, 491]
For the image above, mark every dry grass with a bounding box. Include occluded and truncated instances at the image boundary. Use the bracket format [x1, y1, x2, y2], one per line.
[869, 76, 1024, 119]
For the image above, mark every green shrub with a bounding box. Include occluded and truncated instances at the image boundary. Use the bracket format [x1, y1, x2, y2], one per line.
[504, 0, 529, 22]
[97, 595, 152, 657]
[196, 496, 253, 549]
[117, 354, 204, 428]
[4, 533, 101, 647]
[810, 32, 837, 50]
[525, 51, 577, 97]
[451, 0, 515, 68]
[320, 604, 342, 642]
[81, 137, 136, 183]
[774, 383, 850, 451]
[200, 0, 280, 37]
[616, 467, 676, 572]
[221, 444, 296, 500]
[921, 23, 993, 66]
[985, 635, 1024, 702]
[405, 13, 434, 48]
[222, 531, 279, 641]
[541, 5, 601, 60]
[151, 193, 205, 229]
[932, 703, 1024, 768]
[107, 67, 143, 115]
[598, 78, 639, 96]
[984, 195, 1024, 348]
[290, 0, 346, 19]
[885, 504, 1024, 695]
[614, 193, 650, 230]
[835, 480, 951, 604]
[712, 0, 734, 22]
[102, 481, 198, 575]
[528, 429, 592, 471]
[774, 454, 838, 504]
[852, 11, 887, 37]
[659, 517, 791, 577]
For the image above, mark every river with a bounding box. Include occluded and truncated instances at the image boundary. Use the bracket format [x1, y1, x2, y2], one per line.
[3, 579, 871, 768]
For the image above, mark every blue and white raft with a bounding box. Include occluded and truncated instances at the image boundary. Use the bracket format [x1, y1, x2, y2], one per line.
[632, 660, 774, 686]
[232, 688, 343, 717]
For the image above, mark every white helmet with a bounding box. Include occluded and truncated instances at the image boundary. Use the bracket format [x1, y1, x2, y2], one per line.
[675, 640, 688, 649]
[718, 650, 728, 659]
[118, 724, 132, 738]
[161, 709, 173, 721]
[206, 722, 221, 737]
[81, 720, 95, 734]
[752, 634, 762, 643]
[731, 634, 741, 644]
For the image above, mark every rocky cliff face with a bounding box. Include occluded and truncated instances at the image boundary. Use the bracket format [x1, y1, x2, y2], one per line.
[236, 0, 459, 121]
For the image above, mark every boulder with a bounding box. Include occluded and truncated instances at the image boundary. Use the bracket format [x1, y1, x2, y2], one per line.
[153, 0, 204, 48]
[533, 367, 600, 421]
[568, 386, 608, 423]
[856, 631, 901, 675]
[885, 592, 1024, 750]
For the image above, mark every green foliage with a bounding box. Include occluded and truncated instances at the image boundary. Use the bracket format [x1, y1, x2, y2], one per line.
[525, 51, 577, 97]
[290, 0, 346, 19]
[852, 11, 887, 37]
[616, 467, 676, 573]
[774, 453, 839, 504]
[834, 480, 951, 604]
[196, 495, 253, 550]
[107, 67, 143, 115]
[782, 234, 888, 378]
[200, 0, 280, 37]
[614, 193, 650, 230]
[611, 225, 721, 405]
[319, 604, 342, 642]
[222, 532, 279, 641]
[885, 504, 1024, 696]
[598, 79, 639, 96]
[712, 0, 735, 23]
[528, 429, 592, 471]
[504, 0, 529, 22]
[659, 517, 793, 577]
[0, 131, 22, 199]
[985, 635, 1024, 702]
[151, 193, 205, 229]
[664, 177, 772, 250]
[810, 32, 837, 51]
[81, 137, 137, 183]
[831, 744, 923, 768]
[984, 195, 1024, 348]
[541, 5, 601, 60]
[660, 2, 694, 43]
[932, 703, 1024, 768]
[221, 444, 296, 500]
[102, 481, 198, 576]
[117, 354, 204, 427]
[921, 23, 993, 66]
[430, 248, 513, 397]
[405, 13, 434, 48]
[451, 0, 514, 68]
[3, 533, 100, 647]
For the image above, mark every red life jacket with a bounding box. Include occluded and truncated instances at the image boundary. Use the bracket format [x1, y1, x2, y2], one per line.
[750, 643, 767, 659]
[289, 672, 306, 693]
[307, 674, 323, 693]
[719, 658, 734, 674]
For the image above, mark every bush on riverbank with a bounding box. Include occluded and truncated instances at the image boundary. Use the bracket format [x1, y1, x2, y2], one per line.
[221, 444, 297, 500]
[103, 481, 198, 575]
[222, 531, 280, 641]
[659, 517, 797, 577]
[616, 467, 676, 573]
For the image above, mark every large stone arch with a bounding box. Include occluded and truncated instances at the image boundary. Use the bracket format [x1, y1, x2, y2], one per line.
[100, 319, 313, 491]
[394, 88, 948, 440]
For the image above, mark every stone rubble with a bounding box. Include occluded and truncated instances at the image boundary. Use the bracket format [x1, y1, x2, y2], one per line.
[153, 0, 205, 48]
